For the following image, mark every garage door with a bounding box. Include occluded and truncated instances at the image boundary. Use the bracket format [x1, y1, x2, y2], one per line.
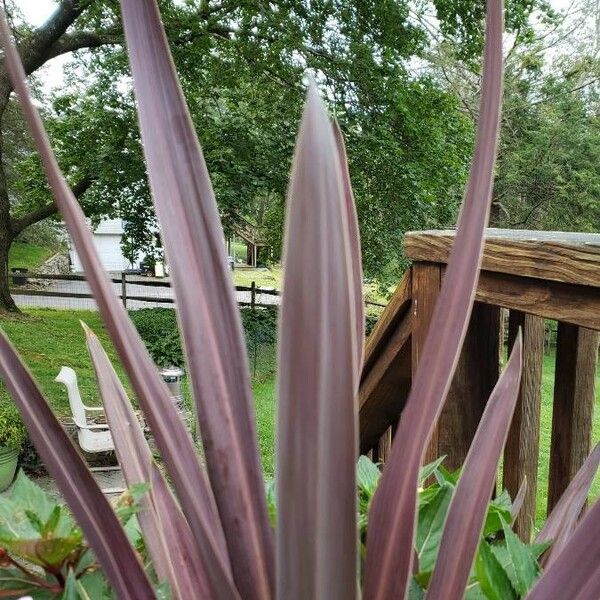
[70, 234, 129, 272]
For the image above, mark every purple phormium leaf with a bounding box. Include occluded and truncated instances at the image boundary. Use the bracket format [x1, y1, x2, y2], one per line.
[511, 477, 528, 522]
[535, 443, 600, 567]
[84, 326, 236, 600]
[0, 333, 155, 600]
[276, 85, 361, 600]
[363, 2, 504, 598]
[117, 2, 273, 597]
[332, 120, 365, 383]
[427, 333, 522, 600]
[0, 10, 233, 596]
[527, 495, 600, 599]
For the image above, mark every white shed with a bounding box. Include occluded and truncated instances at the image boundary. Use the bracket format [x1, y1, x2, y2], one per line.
[69, 218, 133, 273]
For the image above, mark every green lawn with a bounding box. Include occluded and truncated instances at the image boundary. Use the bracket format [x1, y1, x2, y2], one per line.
[0, 308, 278, 475]
[1, 308, 599, 518]
[8, 242, 56, 272]
[232, 266, 282, 289]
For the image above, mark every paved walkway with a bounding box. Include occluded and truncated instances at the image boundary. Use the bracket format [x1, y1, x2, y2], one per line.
[35, 468, 126, 500]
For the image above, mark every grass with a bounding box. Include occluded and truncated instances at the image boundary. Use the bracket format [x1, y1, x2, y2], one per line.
[8, 242, 56, 272]
[536, 352, 600, 526]
[1, 308, 599, 519]
[0, 308, 278, 475]
[231, 266, 282, 289]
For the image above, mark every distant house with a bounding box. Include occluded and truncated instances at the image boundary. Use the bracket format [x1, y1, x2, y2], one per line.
[69, 218, 140, 273]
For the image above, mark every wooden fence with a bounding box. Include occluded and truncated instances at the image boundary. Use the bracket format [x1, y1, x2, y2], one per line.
[359, 228, 600, 541]
[9, 271, 386, 311]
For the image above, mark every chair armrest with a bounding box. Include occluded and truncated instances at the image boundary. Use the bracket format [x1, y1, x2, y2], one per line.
[84, 406, 105, 412]
[73, 420, 110, 431]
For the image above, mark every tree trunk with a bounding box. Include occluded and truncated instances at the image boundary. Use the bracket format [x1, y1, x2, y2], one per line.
[0, 111, 18, 313]
[0, 229, 16, 312]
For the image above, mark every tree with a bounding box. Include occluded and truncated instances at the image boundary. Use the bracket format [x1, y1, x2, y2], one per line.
[1, 0, 543, 311]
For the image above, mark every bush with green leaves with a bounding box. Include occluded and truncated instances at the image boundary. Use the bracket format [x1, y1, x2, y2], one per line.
[0, 471, 149, 598]
[130, 306, 279, 376]
[2, 1, 600, 599]
[0, 402, 26, 448]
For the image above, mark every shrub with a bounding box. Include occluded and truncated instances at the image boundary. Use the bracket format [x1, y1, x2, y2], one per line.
[1, 1, 599, 599]
[130, 306, 279, 375]
[128, 308, 183, 367]
[0, 401, 26, 448]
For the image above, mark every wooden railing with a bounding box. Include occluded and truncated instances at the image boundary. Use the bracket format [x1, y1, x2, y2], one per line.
[359, 229, 600, 541]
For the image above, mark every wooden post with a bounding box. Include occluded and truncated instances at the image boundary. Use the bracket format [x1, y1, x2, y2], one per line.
[411, 262, 442, 466]
[503, 311, 544, 541]
[547, 323, 599, 513]
[121, 272, 127, 308]
[250, 281, 256, 310]
[438, 302, 501, 470]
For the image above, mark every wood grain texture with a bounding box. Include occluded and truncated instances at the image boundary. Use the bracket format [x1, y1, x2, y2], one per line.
[438, 303, 501, 470]
[358, 316, 412, 454]
[547, 324, 599, 513]
[474, 271, 600, 331]
[362, 270, 412, 378]
[411, 262, 442, 466]
[405, 229, 600, 288]
[503, 311, 544, 541]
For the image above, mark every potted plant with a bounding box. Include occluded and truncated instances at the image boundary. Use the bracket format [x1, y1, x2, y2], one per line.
[0, 402, 27, 491]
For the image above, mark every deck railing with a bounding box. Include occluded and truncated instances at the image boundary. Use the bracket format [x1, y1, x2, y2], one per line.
[359, 228, 600, 541]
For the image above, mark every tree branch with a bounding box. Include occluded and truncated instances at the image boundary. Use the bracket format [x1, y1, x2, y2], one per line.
[45, 27, 122, 60]
[10, 176, 93, 235]
[11, 0, 93, 78]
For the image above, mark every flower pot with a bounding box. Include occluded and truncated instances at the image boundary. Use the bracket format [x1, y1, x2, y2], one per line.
[0, 446, 20, 491]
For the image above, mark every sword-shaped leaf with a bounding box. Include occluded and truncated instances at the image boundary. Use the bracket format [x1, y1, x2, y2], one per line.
[276, 85, 361, 600]
[0, 10, 232, 595]
[535, 443, 600, 567]
[427, 334, 522, 600]
[527, 495, 600, 599]
[333, 120, 365, 382]
[84, 326, 237, 600]
[117, 2, 273, 596]
[0, 333, 154, 600]
[364, 2, 504, 597]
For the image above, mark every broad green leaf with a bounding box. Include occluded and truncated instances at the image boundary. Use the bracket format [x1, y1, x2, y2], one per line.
[483, 491, 513, 536]
[61, 569, 78, 600]
[475, 541, 518, 600]
[419, 456, 446, 485]
[501, 522, 540, 595]
[434, 465, 461, 486]
[416, 482, 453, 572]
[357, 456, 381, 496]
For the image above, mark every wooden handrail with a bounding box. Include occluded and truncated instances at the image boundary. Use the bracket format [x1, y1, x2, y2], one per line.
[360, 228, 600, 541]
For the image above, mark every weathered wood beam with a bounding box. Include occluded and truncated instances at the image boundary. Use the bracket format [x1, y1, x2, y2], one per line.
[503, 311, 544, 541]
[405, 229, 600, 288]
[547, 323, 599, 513]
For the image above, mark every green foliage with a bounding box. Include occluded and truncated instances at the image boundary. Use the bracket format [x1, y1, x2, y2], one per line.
[129, 306, 279, 377]
[357, 456, 548, 599]
[0, 402, 26, 448]
[128, 308, 183, 368]
[0, 471, 154, 598]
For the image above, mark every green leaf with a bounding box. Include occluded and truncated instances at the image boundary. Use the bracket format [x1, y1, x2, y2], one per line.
[497, 523, 540, 595]
[61, 569, 78, 600]
[483, 491, 513, 536]
[419, 456, 446, 485]
[357, 456, 381, 495]
[434, 465, 461, 486]
[43, 506, 62, 537]
[416, 482, 453, 572]
[475, 541, 518, 600]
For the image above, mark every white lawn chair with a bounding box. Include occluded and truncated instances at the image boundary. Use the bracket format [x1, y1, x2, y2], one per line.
[55, 366, 124, 494]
